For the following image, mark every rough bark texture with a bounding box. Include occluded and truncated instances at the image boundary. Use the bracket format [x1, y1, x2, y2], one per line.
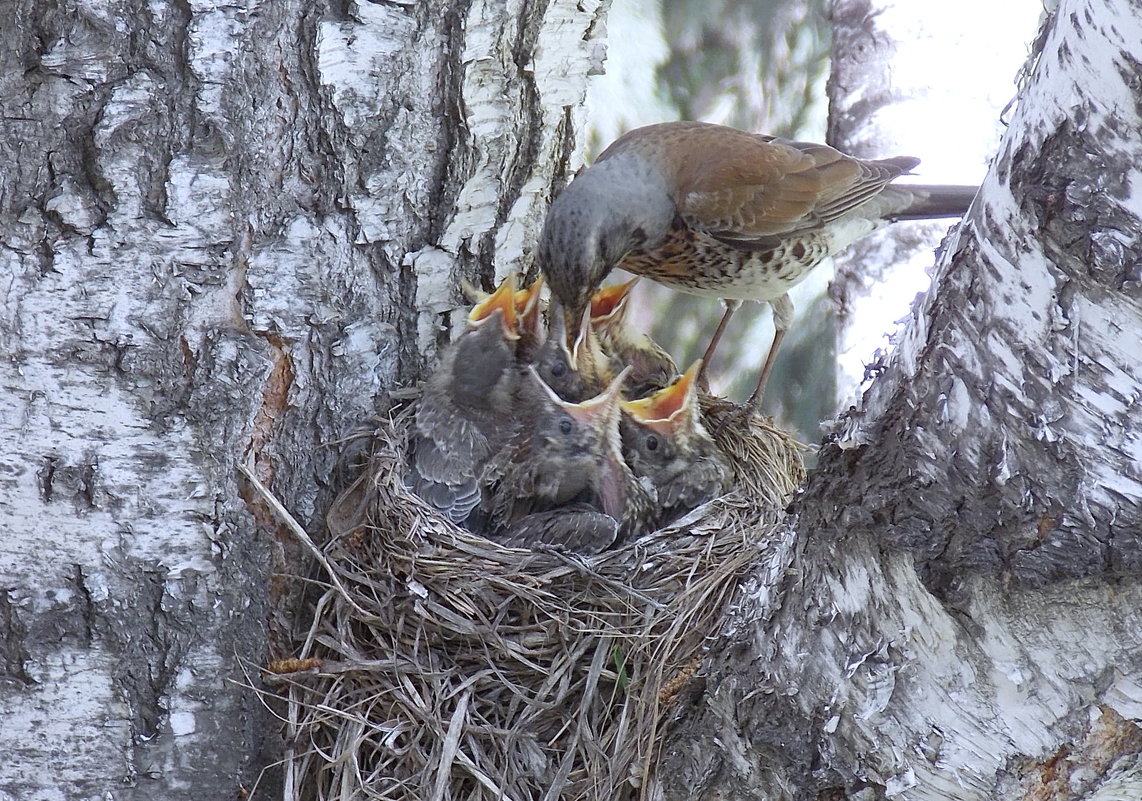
[656, 1, 1142, 799]
[5, 0, 1141, 798]
[0, 0, 606, 797]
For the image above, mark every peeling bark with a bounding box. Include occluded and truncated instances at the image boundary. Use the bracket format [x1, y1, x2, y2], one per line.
[657, 1, 1142, 799]
[0, 0, 606, 797]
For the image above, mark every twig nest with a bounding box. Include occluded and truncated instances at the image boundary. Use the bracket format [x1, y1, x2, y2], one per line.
[279, 402, 805, 800]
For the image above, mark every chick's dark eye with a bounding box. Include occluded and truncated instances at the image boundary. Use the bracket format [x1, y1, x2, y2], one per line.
[550, 360, 567, 377]
[559, 419, 573, 435]
[645, 434, 659, 451]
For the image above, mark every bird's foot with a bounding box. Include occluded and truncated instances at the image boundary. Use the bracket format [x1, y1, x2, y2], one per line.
[709, 397, 764, 441]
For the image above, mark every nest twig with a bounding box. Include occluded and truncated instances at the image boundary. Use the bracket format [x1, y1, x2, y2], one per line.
[270, 403, 805, 800]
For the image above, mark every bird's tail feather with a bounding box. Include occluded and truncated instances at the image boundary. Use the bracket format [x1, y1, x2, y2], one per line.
[886, 184, 978, 220]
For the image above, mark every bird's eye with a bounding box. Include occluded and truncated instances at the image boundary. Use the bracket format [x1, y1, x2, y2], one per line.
[550, 360, 567, 377]
[645, 434, 659, 451]
[559, 419, 573, 435]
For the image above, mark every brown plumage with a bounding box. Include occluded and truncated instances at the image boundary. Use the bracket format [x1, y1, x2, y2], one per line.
[620, 359, 733, 524]
[540, 121, 976, 408]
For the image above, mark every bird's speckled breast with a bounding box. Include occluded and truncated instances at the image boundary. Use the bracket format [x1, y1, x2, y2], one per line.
[617, 225, 831, 302]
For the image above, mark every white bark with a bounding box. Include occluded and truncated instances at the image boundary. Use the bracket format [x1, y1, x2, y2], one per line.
[657, 1, 1142, 798]
[0, 0, 605, 797]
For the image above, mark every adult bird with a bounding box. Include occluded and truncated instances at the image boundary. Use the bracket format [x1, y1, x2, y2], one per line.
[539, 121, 976, 409]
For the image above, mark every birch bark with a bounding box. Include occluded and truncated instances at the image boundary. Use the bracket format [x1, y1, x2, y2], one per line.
[5, 0, 1139, 798]
[0, 0, 606, 797]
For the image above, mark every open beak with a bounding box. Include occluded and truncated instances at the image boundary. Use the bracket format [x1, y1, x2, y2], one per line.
[527, 365, 632, 429]
[468, 273, 520, 340]
[516, 275, 545, 341]
[620, 359, 700, 435]
[562, 365, 631, 428]
[589, 277, 639, 325]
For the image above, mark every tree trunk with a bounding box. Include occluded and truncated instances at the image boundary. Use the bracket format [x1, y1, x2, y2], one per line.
[0, 0, 607, 797]
[657, 0, 1142, 798]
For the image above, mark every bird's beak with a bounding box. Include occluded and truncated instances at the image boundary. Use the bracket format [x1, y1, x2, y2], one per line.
[527, 365, 632, 520]
[620, 359, 701, 435]
[537, 298, 573, 364]
[468, 273, 520, 340]
[571, 308, 609, 376]
[562, 301, 585, 351]
[589, 277, 639, 324]
[556, 365, 632, 429]
[516, 275, 545, 341]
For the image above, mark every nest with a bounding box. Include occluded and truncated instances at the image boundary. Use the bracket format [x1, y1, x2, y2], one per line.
[267, 399, 806, 801]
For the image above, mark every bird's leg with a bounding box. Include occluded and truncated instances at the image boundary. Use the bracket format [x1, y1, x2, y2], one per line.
[744, 293, 794, 411]
[744, 329, 786, 411]
[697, 299, 742, 392]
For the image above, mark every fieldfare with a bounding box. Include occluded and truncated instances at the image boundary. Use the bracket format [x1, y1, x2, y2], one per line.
[482, 366, 655, 551]
[620, 359, 733, 523]
[539, 121, 975, 408]
[408, 276, 521, 522]
[590, 278, 677, 397]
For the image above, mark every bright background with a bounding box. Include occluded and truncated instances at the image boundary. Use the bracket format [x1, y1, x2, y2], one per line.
[583, 0, 1041, 442]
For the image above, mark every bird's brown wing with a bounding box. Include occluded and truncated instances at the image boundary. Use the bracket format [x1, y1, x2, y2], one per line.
[681, 139, 918, 243]
[599, 122, 916, 244]
[598, 122, 803, 230]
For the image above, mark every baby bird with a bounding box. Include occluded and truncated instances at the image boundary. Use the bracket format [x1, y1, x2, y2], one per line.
[408, 276, 521, 523]
[620, 359, 733, 524]
[461, 274, 546, 360]
[494, 505, 629, 556]
[483, 366, 655, 552]
[527, 299, 589, 402]
[590, 278, 677, 397]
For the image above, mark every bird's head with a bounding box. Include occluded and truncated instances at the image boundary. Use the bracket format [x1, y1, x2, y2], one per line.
[539, 153, 674, 346]
[619, 359, 730, 516]
[524, 365, 634, 516]
[620, 359, 704, 454]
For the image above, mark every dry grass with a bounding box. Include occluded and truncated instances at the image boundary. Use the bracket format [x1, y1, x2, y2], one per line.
[267, 403, 805, 801]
